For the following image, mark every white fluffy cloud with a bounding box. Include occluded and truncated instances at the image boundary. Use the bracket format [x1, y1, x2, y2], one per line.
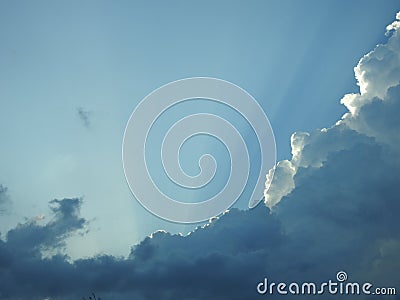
[265, 12, 400, 207]
[386, 11, 400, 35]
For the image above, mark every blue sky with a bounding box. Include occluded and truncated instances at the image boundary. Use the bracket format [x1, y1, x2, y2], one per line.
[0, 0, 399, 265]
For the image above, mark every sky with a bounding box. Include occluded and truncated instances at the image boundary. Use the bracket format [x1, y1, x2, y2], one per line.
[0, 1, 400, 299]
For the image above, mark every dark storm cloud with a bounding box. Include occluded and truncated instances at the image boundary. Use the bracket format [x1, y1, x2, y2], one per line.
[0, 198, 88, 299]
[0, 11, 399, 300]
[0, 204, 287, 300]
[6, 198, 86, 255]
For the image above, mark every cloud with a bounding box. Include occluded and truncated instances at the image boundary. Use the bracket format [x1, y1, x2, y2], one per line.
[4, 198, 87, 256]
[1, 11, 400, 300]
[77, 107, 92, 128]
[0, 198, 88, 299]
[265, 12, 400, 207]
[386, 11, 400, 35]
[0, 184, 10, 213]
[0, 204, 285, 299]
[0, 184, 7, 203]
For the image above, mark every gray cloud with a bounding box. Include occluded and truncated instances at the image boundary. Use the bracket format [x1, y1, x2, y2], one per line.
[77, 107, 92, 128]
[0, 184, 10, 214]
[0, 184, 7, 202]
[0, 11, 400, 300]
[0, 204, 286, 300]
[0, 198, 88, 299]
[6, 198, 87, 256]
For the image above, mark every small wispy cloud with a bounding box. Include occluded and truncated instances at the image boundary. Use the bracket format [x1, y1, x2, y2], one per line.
[0, 184, 10, 213]
[77, 107, 92, 128]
